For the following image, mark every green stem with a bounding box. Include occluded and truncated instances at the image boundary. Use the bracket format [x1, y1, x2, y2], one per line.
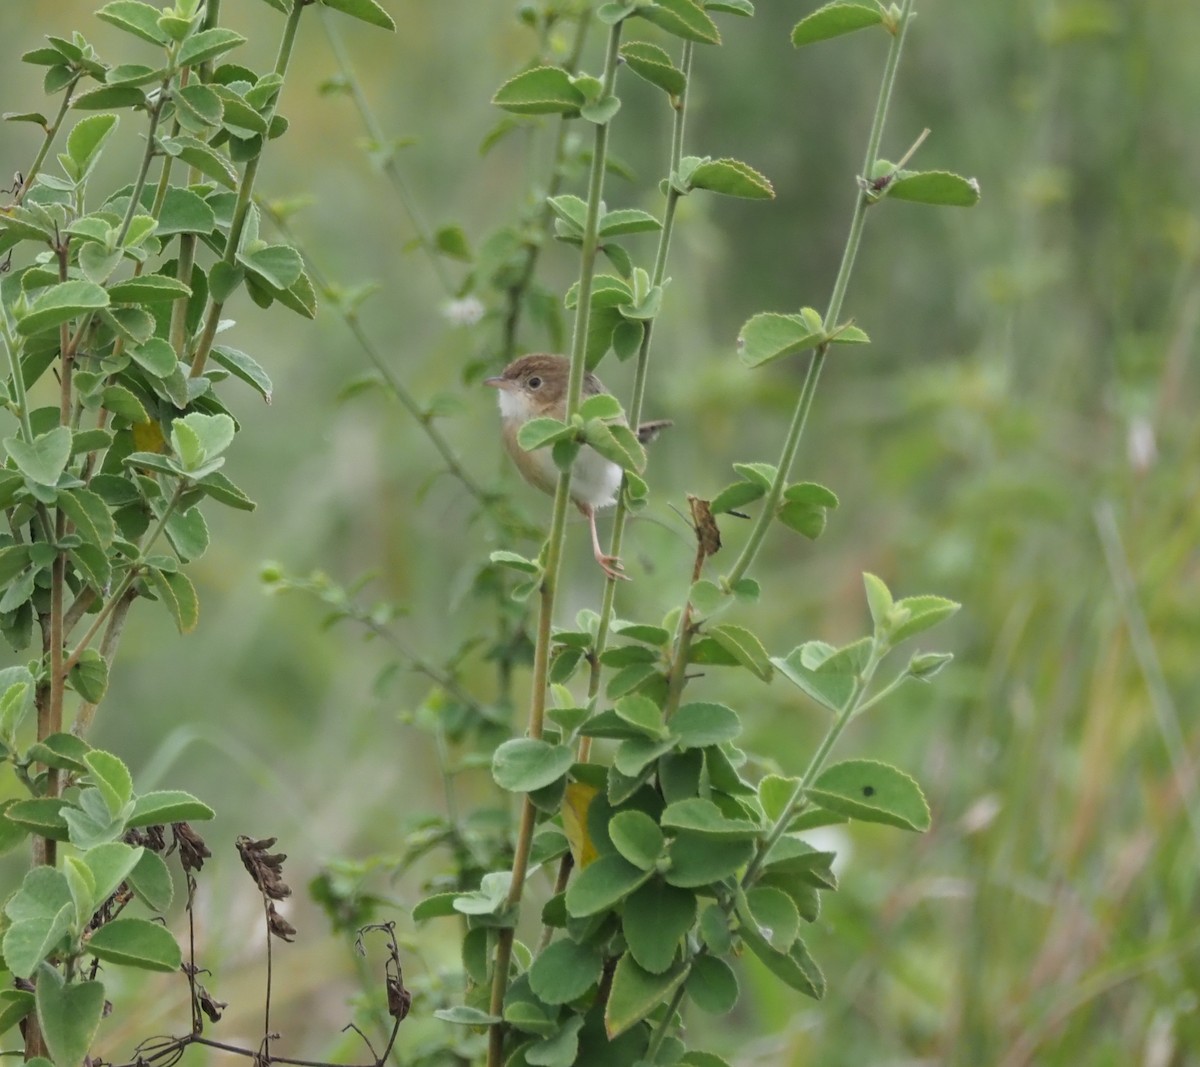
[319, 7, 454, 297]
[0, 316, 36, 446]
[486, 22, 625, 1067]
[723, 0, 916, 589]
[60, 483, 186, 678]
[189, 0, 305, 378]
[743, 640, 886, 887]
[586, 41, 694, 713]
[500, 9, 593, 364]
[15, 76, 80, 205]
[644, 980, 689, 1062]
[116, 78, 171, 247]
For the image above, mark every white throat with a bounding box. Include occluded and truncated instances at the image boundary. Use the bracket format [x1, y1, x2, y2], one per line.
[496, 388, 535, 423]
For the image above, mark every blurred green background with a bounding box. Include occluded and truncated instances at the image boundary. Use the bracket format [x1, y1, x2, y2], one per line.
[3, 1, 1199, 1064]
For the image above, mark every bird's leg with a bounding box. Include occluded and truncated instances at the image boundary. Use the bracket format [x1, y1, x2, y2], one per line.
[579, 503, 628, 581]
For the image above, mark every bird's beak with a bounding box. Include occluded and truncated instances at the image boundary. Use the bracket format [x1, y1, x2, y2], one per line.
[483, 376, 509, 389]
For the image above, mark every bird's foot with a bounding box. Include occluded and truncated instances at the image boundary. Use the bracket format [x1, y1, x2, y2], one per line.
[595, 550, 630, 582]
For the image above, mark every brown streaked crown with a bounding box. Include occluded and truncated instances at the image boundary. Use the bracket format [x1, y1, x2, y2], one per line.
[494, 353, 605, 407]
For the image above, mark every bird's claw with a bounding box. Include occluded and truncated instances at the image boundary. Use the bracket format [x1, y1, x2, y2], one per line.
[596, 553, 630, 582]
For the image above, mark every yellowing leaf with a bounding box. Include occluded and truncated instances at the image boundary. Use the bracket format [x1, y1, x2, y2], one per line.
[562, 781, 600, 868]
[132, 420, 166, 453]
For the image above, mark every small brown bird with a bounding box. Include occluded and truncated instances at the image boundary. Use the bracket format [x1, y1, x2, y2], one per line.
[485, 353, 669, 580]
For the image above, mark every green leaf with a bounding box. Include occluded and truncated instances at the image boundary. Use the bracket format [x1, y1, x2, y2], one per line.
[58, 488, 115, 548]
[525, 1015, 585, 1066]
[146, 568, 200, 633]
[709, 625, 772, 680]
[887, 169, 981, 207]
[707, 0, 754, 13]
[889, 594, 961, 643]
[584, 420, 645, 473]
[611, 620, 671, 646]
[97, 1, 169, 45]
[88, 917, 182, 971]
[686, 954, 739, 1014]
[453, 871, 513, 918]
[85, 749, 133, 816]
[807, 759, 931, 830]
[744, 885, 800, 950]
[581, 95, 621, 125]
[158, 135, 237, 189]
[321, 0, 397, 30]
[106, 274, 191, 302]
[100, 384, 150, 423]
[772, 639, 867, 712]
[0, 989, 35, 1038]
[604, 954, 688, 1039]
[607, 810, 664, 870]
[671, 702, 741, 748]
[0, 547, 31, 595]
[125, 849, 173, 911]
[237, 244, 302, 290]
[639, 0, 722, 45]
[69, 649, 109, 704]
[179, 27, 246, 66]
[83, 841, 143, 904]
[164, 505, 208, 561]
[4, 869, 74, 977]
[197, 470, 257, 511]
[830, 322, 870, 344]
[565, 853, 651, 917]
[528, 937, 603, 1004]
[613, 736, 675, 779]
[710, 480, 764, 514]
[791, 1, 883, 46]
[740, 926, 824, 999]
[412, 891, 459, 921]
[492, 738, 574, 792]
[619, 41, 687, 95]
[5, 426, 72, 486]
[660, 798, 760, 839]
[737, 311, 824, 368]
[152, 187, 216, 237]
[25, 733, 90, 774]
[863, 572, 893, 631]
[5, 799, 70, 841]
[663, 833, 753, 888]
[173, 83, 223, 130]
[434, 224, 471, 261]
[126, 789, 214, 826]
[17, 280, 109, 337]
[79, 243, 122, 284]
[580, 394, 625, 423]
[623, 879, 695, 973]
[171, 411, 235, 469]
[72, 85, 146, 110]
[129, 337, 178, 378]
[203, 346, 269, 403]
[690, 158, 774, 199]
[66, 114, 119, 177]
[35, 967, 105, 1067]
[493, 66, 585, 116]
[489, 550, 541, 575]
[517, 417, 575, 452]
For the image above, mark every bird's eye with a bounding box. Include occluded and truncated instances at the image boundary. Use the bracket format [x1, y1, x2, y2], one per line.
[528, 376, 542, 389]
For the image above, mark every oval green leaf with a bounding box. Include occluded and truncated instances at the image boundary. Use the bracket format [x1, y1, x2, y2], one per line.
[808, 758, 930, 830]
[492, 738, 574, 793]
[792, 1, 884, 47]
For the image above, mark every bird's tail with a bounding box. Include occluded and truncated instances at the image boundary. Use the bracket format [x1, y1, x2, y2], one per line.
[636, 419, 673, 444]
